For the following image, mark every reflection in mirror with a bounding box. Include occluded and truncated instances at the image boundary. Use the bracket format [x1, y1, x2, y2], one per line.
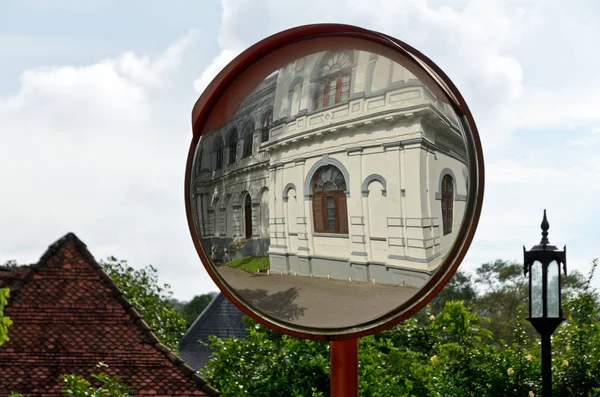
[547, 260, 560, 318]
[190, 48, 470, 329]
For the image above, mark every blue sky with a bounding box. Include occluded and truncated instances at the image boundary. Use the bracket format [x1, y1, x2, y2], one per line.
[2, 0, 600, 301]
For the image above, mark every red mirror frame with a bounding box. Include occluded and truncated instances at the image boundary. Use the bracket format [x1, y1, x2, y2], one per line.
[185, 23, 485, 341]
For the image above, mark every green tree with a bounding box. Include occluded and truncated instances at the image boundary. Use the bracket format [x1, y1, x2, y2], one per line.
[181, 294, 215, 328]
[99, 256, 186, 351]
[61, 363, 131, 397]
[553, 260, 600, 396]
[359, 317, 433, 397]
[429, 270, 477, 315]
[202, 318, 329, 396]
[2, 260, 20, 268]
[474, 259, 530, 346]
[10, 363, 131, 397]
[0, 287, 12, 347]
[169, 297, 185, 313]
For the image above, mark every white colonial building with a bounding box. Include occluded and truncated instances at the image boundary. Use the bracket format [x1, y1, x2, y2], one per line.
[191, 50, 468, 287]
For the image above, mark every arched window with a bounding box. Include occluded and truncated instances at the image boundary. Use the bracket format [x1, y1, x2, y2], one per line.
[244, 194, 252, 239]
[214, 137, 224, 170]
[288, 79, 303, 118]
[242, 122, 254, 158]
[312, 165, 348, 234]
[227, 128, 237, 165]
[441, 174, 454, 235]
[313, 52, 353, 111]
[261, 111, 272, 143]
[212, 198, 219, 236]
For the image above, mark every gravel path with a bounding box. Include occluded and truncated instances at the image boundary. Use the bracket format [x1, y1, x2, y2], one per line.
[216, 266, 422, 329]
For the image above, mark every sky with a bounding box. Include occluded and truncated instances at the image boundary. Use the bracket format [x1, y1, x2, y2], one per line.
[1, 0, 600, 301]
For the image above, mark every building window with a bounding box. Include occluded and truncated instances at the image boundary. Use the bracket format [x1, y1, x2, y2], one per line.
[261, 111, 272, 143]
[227, 128, 237, 165]
[313, 52, 353, 111]
[312, 165, 348, 234]
[288, 79, 303, 118]
[244, 194, 252, 239]
[242, 122, 254, 158]
[441, 174, 454, 235]
[214, 138, 224, 170]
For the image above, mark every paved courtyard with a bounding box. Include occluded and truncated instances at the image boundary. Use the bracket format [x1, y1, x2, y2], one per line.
[216, 266, 423, 329]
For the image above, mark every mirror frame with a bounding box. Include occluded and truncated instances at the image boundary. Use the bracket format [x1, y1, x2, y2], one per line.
[185, 23, 485, 341]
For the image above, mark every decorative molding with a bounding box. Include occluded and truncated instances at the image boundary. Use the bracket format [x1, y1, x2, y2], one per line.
[370, 236, 386, 241]
[434, 167, 468, 201]
[361, 174, 387, 196]
[282, 183, 297, 202]
[296, 217, 307, 224]
[350, 216, 364, 225]
[345, 146, 364, 154]
[407, 238, 436, 249]
[303, 154, 351, 198]
[405, 218, 425, 228]
[387, 217, 403, 227]
[351, 251, 368, 256]
[388, 237, 405, 247]
[388, 253, 441, 264]
[313, 233, 349, 239]
[351, 235, 366, 244]
[382, 141, 402, 150]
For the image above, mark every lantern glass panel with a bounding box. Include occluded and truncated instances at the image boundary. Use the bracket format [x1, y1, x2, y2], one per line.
[531, 260, 543, 318]
[547, 260, 560, 318]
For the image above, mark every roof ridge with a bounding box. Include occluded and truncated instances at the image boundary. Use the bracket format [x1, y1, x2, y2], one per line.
[7, 232, 221, 397]
[179, 292, 227, 348]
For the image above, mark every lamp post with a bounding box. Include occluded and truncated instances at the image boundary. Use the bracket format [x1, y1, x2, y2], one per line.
[523, 209, 567, 397]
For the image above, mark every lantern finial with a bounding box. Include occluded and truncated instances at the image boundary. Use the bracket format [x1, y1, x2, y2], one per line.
[540, 209, 550, 246]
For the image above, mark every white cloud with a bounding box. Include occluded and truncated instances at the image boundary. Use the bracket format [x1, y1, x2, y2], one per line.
[0, 30, 218, 300]
[193, 48, 242, 93]
[570, 128, 600, 146]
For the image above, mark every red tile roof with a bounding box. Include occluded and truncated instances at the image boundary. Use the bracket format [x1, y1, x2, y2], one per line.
[0, 233, 221, 397]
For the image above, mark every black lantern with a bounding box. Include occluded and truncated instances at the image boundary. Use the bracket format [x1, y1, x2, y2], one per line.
[523, 209, 567, 397]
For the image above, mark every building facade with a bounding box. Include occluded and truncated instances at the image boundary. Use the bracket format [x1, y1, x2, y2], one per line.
[191, 50, 468, 287]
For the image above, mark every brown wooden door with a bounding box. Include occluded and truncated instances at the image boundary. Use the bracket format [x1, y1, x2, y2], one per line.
[245, 195, 252, 239]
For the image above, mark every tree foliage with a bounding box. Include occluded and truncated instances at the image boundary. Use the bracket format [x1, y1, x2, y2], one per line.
[0, 287, 12, 347]
[180, 294, 215, 328]
[99, 256, 187, 351]
[1, 261, 19, 347]
[10, 363, 131, 397]
[202, 259, 600, 396]
[201, 317, 329, 397]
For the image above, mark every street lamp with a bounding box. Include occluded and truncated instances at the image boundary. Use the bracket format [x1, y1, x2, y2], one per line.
[523, 209, 567, 397]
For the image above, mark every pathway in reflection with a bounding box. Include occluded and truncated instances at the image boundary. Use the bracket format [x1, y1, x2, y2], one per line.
[217, 266, 420, 328]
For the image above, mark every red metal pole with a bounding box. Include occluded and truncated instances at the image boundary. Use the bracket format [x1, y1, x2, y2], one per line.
[330, 338, 358, 397]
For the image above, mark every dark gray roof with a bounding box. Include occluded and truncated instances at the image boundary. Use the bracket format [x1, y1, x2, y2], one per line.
[178, 292, 249, 370]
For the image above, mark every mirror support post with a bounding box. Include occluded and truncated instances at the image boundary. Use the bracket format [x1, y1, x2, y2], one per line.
[330, 338, 358, 397]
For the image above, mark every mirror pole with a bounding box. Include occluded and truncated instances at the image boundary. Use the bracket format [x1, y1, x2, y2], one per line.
[330, 338, 358, 397]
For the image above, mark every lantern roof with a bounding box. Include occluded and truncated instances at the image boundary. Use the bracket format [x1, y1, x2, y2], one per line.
[523, 209, 567, 276]
[529, 209, 559, 252]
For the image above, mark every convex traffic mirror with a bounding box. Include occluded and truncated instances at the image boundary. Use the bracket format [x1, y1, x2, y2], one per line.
[185, 24, 484, 340]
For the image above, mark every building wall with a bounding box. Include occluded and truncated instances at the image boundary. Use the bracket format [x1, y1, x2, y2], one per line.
[191, 50, 468, 287]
